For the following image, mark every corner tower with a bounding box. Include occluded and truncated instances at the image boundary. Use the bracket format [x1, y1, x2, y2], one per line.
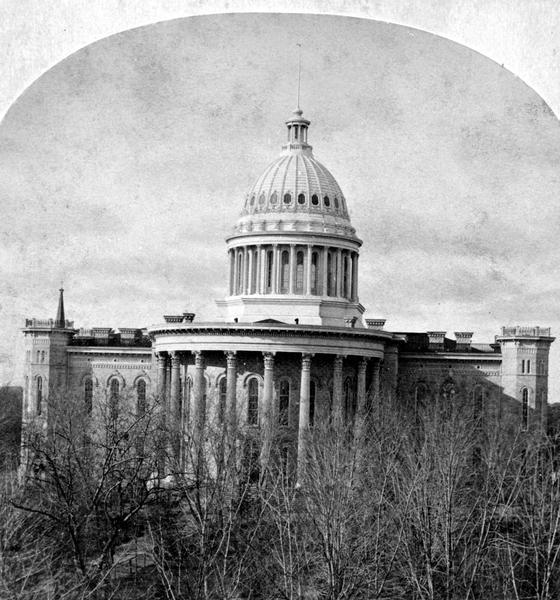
[496, 326, 554, 429]
[217, 108, 365, 327]
[22, 288, 75, 427]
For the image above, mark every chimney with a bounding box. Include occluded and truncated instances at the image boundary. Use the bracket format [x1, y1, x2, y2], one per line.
[455, 331, 473, 351]
[427, 331, 446, 351]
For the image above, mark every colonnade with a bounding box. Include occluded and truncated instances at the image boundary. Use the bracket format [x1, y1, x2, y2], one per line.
[155, 350, 382, 480]
[228, 244, 359, 300]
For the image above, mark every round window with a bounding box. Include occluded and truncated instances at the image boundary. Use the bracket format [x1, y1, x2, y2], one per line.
[284, 193, 292, 204]
[298, 193, 305, 205]
[311, 194, 319, 206]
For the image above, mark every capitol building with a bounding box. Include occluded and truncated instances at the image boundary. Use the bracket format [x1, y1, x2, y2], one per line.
[21, 105, 554, 472]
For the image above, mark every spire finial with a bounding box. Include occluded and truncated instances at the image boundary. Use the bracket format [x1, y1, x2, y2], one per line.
[296, 42, 302, 109]
[55, 286, 65, 329]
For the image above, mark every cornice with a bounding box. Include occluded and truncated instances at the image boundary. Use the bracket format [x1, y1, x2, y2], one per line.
[148, 321, 403, 343]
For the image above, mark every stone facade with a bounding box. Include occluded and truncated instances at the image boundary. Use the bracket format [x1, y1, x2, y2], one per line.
[20, 107, 554, 474]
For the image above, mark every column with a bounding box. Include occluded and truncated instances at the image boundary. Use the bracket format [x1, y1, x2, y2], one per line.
[180, 357, 189, 429]
[297, 354, 313, 484]
[371, 358, 381, 400]
[256, 245, 262, 294]
[228, 250, 234, 295]
[347, 252, 353, 300]
[305, 245, 313, 295]
[232, 248, 239, 295]
[322, 247, 329, 296]
[166, 358, 172, 409]
[170, 352, 181, 427]
[241, 247, 248, 295]
[357, 357, 368, 416]
[170, 352, 181, 458]
[247, 247, 254, 294]
[156, 352, 167, 401]
[351, 253, 359, 301]
[192, 351, 206, 448]
[272, 245, 279, 294]
[333, 355, 344, 422]
[225, 351, 237, 429]
[260, 352, 275, 471]
[289, 244, 296, 294]
[336, 248, 343, 297]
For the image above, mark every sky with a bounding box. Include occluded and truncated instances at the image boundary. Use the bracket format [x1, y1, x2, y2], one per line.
[1, 2, 560, 399]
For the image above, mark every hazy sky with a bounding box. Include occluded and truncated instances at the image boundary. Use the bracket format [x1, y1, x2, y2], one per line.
[2, 4, 560, 399]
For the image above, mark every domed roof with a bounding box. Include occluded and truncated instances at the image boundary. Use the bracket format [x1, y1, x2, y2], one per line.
[231, 109, 359, 241]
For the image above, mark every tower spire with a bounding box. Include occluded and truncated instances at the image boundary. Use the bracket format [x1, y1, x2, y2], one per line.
[296, 42, 302, 109]
[55, 286, 65, 329]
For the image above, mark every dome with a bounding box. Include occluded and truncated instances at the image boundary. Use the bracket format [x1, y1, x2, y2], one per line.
[231, 109, 359, 241]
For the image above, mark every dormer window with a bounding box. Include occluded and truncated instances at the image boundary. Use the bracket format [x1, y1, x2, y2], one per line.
[283, 193, 292, 205]
[324, 196, 330, 208]
[297, 193, 305, 205]
[270, 192, 278, 205]
[311, 194, 319, 206]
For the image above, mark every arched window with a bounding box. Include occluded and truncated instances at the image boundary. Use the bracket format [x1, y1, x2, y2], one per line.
[283, 193, 292, 205]
[344, 377, 355, 424]
[311, 194, 319, 206]
[247, 378, 259, 425]
[41, 351, 45, 364]
[109, 379, 119, 421]
[527, 359, 531, 374]
[295, 251, 304, 293]
[280, 250, 290, 293]
[327, 251, 336, 296]
[522, 388, 529, 430]
[521, 359, 525, 374]
[266, 250, 274, 292]
[334, 197, 339, 209]
[279, 380, 290, 425]
[219, 377, 227, 423]
[323, 195, 330, 208]
[36, 376, 42, 415]
[297, 193, 305, 205]
[84, 378, 93, 415]
[310, 251, 319, 294]
[310, 380, 316, 426]
[137, 379, 146, 416]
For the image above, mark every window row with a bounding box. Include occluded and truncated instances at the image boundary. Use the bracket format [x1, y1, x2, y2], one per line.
[27, 350, 47, 363]
[248, 191, 346, 212]
[82, 377, 147, 418]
